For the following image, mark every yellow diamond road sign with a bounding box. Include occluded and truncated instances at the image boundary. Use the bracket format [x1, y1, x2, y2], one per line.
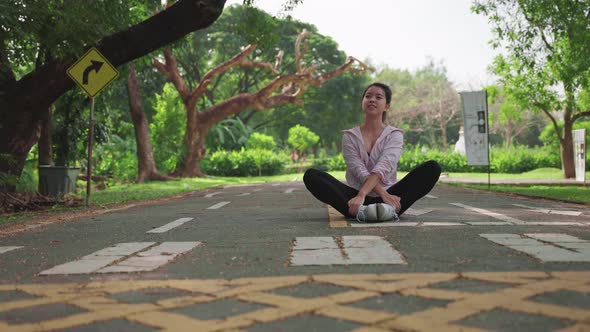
[67, 47, 119, 98]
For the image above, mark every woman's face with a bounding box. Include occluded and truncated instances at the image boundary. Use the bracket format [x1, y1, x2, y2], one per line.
[362, 86, 389, 117]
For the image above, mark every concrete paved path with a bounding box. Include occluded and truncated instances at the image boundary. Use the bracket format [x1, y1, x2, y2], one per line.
[0, 182, 589, 331]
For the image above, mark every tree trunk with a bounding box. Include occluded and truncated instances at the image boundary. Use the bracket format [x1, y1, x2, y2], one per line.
[126, 63, 173, 183]
[439, 121, 448, 149]
[38, 106, 53, 166]
[504, 122, 512, 149]
[0, 0, 225, 191]
[561, 120, 575, 178]
[0, 99, 45, 192]
[181, 135, 207, 177]
[179, 108, 208, 177]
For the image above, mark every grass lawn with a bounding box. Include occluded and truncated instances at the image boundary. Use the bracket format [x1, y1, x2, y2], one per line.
[452, 183, 590, 205]
[443, 168, 589, 205]
[443, 168, 590, 205]
[445, 167, 590, 180]
[1, 167, 588, 225]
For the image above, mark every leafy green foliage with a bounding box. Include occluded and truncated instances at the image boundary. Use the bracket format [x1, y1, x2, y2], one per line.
[540, 120, 590, 150]
[491, 146, 561, 173]
[1, 0, 161, 74]
[310, 154, 346, 172]
[206, 118, 252, 152]
[287, 125, 319, 156]
[93, 133, 137, 182]
[375, 62, 460, 147]
[150, 83, 186, 173]
[396, 145, 560, 173]
[51, 91, 90, 166]
[472, 0, 590, 176]
[310, 158, 330, 171]
[328, 154, 347, 171]
[304, 145, 562, 175]
[203, 148, 288, 176]
[245, 132, 277, 150]
[484, 84, 546, 148]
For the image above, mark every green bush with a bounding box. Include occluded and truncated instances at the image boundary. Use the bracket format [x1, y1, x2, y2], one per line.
[396, 145, 560, 173]
[490, 146, 560, 173]
[311, 158, 330, 171]
[94, 135, 137, 182]
[16, 159, 38, 192]
[328, 154, 347, 171]
[539, 120, 590, 150]
[150, 83, 185, 174]
[245, 132, 277, 150]
[287, 125, 319, 157]
[302, 145, 562, 174]
[202, 148, 288, 176]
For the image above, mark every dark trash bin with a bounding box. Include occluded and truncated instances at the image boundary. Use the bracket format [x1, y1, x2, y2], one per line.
[38, 166, 80, 197]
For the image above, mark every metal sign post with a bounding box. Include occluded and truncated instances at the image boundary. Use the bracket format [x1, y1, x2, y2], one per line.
[86, 98, 95, 206]
[459, 91, 490, 188]
[67, 47, 118, 206]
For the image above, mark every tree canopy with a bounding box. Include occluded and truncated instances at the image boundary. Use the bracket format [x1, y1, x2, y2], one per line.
[473, 0, 590, 177]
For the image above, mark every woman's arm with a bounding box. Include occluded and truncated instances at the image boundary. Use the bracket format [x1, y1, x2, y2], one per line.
[347, 173, 381, 215]
[349, 174, 401, 215]
[373, 184, 401, 212]
[371, 131, 403, 182]
[342, 132, 370, 182]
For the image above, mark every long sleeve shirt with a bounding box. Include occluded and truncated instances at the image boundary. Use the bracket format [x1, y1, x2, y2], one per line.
[342, 125, 404, 196]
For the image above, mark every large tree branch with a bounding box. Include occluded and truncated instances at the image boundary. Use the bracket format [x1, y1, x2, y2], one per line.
[153, 50, 192, 101]
[539, 105, 564, 143]
[163, 44, 284, 111]
[572, 110, 590, 122]
[295, 29, 312, 73]
[177, 29, 372, 137]
[199, 93, 256, 126]
[190, 44, 258, 105]
[9, 0, 226, 108]
[200, 56, 371, 125]
[251, 55, 371, 105]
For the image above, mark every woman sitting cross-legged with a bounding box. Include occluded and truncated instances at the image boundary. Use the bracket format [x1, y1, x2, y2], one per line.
[303, 82, 441, 222]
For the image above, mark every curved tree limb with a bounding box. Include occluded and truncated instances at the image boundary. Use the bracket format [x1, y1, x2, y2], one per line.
[572, 110, 590, 122]
[153, 50, 192, 102]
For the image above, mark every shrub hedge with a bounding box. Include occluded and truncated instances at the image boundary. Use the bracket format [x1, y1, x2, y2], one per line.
[397, 145, 561, 173]
[202, 145, 567, 176]
[202, 148, 288, 176]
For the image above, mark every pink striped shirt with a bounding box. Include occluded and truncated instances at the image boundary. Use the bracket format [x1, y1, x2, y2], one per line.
[342, 126, 404, 196]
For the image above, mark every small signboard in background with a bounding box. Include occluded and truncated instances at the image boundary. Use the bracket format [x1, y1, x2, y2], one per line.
[459, 91, 489, 166]
[573, 129, 586, 183]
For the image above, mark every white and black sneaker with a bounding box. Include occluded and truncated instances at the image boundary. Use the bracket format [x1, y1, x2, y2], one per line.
[376, 203, 399, 222]
[356, 204, 378, 222]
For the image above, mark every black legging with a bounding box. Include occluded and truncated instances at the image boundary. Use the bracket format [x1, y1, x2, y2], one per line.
[303, 160, 441, 218]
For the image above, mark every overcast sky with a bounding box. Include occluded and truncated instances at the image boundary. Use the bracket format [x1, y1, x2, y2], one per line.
[225, 0, 499, 90]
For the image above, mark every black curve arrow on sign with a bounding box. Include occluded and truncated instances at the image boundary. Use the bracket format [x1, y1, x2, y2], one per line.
[82, 60, 104, 85]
